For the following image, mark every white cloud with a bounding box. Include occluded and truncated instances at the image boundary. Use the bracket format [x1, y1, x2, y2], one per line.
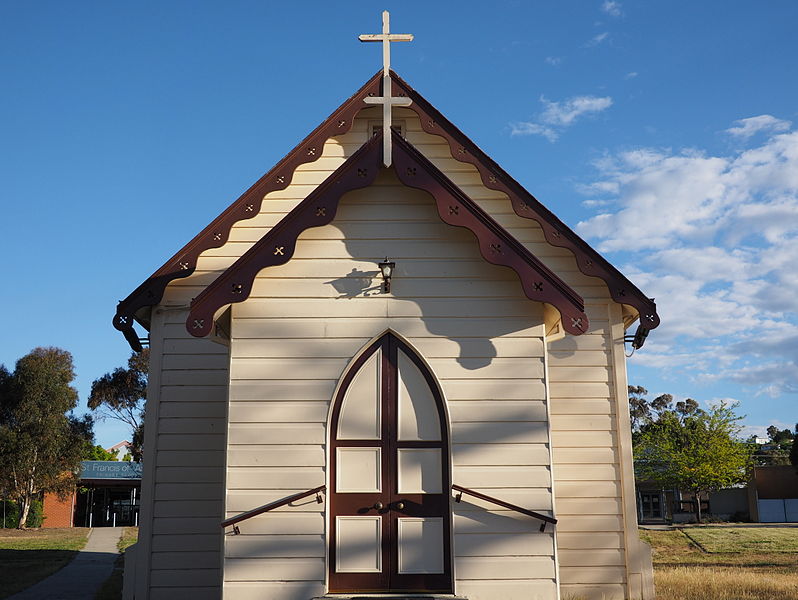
[576, 180, 620, 196]
[587, 32, 610, 46]
[540, 95, 613, 126]
[510, 122, 558, 141]
[511, 95, 613, 142]
[726, 115, 791, 139]
[577, 130, 798, 251]
[576, 120, 798, 402]
[625, 71, 638, 79]
[602, 1, 623, 17]
[545, 56, 562, 66]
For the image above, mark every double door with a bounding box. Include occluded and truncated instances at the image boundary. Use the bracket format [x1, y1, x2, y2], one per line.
[329, 333, 452, 593]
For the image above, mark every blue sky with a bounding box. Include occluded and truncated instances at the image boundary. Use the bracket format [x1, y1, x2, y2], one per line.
[1, 1, 796, 448]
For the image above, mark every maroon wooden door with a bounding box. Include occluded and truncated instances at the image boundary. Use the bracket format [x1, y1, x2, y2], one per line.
[329, 333, 452, 593]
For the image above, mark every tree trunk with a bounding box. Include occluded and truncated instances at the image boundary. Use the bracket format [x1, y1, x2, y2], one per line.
[695, 491, 703, 523]
[17, 496, 31, 529]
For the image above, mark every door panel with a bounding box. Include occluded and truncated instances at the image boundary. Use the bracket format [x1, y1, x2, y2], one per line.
[397, 449, 443, 494]
[330, 333, 452, 593]
[337, 349, 381, 440]
[336, 516, 383, 573]
[336, 448, 382, 493]
[397, 350, 441, 441]
[397, 518, 445, 574]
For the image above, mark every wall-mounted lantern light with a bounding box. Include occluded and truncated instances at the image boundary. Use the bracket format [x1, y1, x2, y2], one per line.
[378, 257, 396, 293]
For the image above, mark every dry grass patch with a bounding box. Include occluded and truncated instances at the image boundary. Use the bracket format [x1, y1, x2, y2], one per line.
[655, 565, 798, 600]
[641, 527, 798, 600]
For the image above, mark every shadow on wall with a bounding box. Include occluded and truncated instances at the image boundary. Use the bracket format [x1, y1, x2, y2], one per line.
[327, 168, 564, 370]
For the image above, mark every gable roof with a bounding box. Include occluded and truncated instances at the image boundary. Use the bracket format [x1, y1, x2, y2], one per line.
[187, 130, 590, 338]
[114, 70, 659, 350]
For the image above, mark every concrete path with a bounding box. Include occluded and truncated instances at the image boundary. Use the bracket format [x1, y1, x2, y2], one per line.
[9, 527, 122, 600]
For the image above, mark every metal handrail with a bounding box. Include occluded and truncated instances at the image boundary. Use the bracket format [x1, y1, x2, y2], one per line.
[452, 484, 557, 532]
[221, 485, 326, 533]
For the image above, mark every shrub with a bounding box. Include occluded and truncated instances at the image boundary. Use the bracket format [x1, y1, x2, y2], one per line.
[0, 498, 44, 528]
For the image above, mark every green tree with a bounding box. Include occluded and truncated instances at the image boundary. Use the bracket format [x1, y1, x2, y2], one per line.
[88, 349, 148, 462]
[634, 400, 752, 523]
[750, 425, 794, 466]
[627, 385, 672, 440]
[84, 444, 119, 461]
[0, 348, 92, 528]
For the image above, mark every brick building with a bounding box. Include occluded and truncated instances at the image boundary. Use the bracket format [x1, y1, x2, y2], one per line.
[41, 461, 142, 528]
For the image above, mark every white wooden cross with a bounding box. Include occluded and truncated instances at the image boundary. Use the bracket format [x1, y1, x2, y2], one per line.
[359, 10, 413, 166]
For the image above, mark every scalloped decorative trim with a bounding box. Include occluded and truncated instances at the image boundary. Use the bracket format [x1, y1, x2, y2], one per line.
[186, 132, 589, 338]
[388, 71, 659, 331]
[116, 70, 658, 350]
[113, 71, 383, 341]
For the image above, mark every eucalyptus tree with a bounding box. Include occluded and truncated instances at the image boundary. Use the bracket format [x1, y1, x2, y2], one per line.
[88, 349, 148, 462]
[0, 348, 90, 528]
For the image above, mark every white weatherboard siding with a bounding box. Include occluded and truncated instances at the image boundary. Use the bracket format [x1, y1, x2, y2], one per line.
[132, 118, 356, 598]
[135, 308, 230, 600]
[223, 173, 557, 600]
[391, 108, 649, 599]
[138, 105, 651, 599]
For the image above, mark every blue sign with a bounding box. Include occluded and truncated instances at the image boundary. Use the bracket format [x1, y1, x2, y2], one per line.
[80, 461, 142, 480]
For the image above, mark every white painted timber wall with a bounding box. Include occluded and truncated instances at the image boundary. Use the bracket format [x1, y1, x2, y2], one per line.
[134, 307, 230, 600]
[132, 109, 364, 600]
[138, 105, 651, 599]
[392, 108, 652, 600]
[223, 173, 557, 600]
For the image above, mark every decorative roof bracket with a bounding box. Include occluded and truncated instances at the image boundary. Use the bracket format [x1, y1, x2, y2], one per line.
[186, 131, 589, 338]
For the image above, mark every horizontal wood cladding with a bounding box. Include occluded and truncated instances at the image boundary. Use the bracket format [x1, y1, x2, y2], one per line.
[457, 580, 557, 600]
[150, 569, 220, 587]
[454, 511, 554, 535]
[220, 513, 323, 535]
[453, 466, 551, 489]
[229, 356, 545, 380]
[228, 423, 325, 444]
[226, 467, 326, 490]
[226, 490, 327, 512]
[231, 335, 545, 358]
[214, 317, 546, 340]
[456, 555, 555, 579]
[150, 552, 220, 570]
[547, 298, 631, 597]
[150, 588, 218, 600]
[555, 480, 620, 498]
[452, 488, 553, 513]
[559, 566, 627, 584]
[452, 443, 551, 466]
[232, 297, 546, 320]
[222, 582, 325, 600]
[152, 534, 221, 553]
[559, 584, 626, 600]
[220, 161, 557, 593]
[224, 557, 325, 581]
[559, 548, 625, 567]
[454, 532, 554, 557]
[226, 534, 326, 558]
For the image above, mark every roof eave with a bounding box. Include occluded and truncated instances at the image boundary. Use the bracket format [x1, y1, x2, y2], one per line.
[186, 131, 589, 338]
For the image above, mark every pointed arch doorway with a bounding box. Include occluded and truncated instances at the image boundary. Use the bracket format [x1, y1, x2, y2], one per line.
[329, 332, 453, 594]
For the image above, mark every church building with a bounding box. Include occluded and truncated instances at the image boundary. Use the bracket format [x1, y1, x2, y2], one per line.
[115, 13, 658, 600]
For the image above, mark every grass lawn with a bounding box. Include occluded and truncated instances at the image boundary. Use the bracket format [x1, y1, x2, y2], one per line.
[95, 527, 138, 600]
[641, 526, 798, 600]
[0, 527, 89, 599]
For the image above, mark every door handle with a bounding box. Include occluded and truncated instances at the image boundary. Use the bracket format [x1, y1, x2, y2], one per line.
[373, 501, 384, 510]
[395, 501, 405, 510]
